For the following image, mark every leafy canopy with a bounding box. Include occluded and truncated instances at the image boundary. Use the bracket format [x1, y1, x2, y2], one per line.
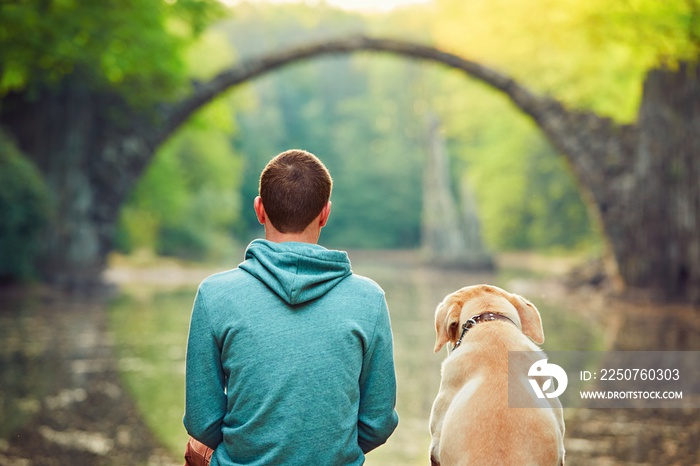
[0, 0, 223, 101]
[431, 0, 700, 121]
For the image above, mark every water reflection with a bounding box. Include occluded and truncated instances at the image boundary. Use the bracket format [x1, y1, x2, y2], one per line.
[1, 251, 697, 465]
[0, 291, 52, 441]
[0, 287, 183, 465]
[108, 289, 194, 456]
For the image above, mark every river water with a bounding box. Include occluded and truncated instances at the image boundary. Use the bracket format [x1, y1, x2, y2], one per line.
[1, 250, 698, 465]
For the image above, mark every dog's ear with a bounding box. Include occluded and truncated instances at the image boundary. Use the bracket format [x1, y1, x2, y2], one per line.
[510, 294, 544, 344]
[434, 298, 462, 353]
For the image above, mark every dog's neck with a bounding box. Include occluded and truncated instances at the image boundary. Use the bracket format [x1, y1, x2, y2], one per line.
[452, 312, 517, 350]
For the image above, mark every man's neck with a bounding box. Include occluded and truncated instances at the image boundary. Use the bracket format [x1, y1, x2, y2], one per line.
[264, 229, 320, 244]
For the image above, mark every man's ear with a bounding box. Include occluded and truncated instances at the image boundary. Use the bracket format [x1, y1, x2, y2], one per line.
[318, 201, 331, 228]
[254, 196, 266, 225]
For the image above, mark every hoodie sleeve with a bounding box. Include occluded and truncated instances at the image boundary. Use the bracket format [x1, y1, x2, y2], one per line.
[183, 285, 227, 449]
[357, 293, 399, 453]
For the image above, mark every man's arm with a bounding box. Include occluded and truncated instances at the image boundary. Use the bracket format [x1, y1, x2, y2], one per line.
[183, 286, 227, 449]
[357, 294, 399, 453]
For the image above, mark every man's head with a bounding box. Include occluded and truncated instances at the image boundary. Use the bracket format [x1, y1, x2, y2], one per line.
[257, 149, 333, 234]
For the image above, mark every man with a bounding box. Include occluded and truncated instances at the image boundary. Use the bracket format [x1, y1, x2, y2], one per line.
[183, 149, 399, 465]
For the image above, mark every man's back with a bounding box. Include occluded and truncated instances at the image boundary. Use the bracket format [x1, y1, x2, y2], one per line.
[184, 240, 398, 465]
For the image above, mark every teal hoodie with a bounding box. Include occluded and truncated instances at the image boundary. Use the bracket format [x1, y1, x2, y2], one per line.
[184, 240, 399, 465]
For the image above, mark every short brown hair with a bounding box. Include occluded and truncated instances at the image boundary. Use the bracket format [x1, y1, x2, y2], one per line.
[259, 149, 333, 233]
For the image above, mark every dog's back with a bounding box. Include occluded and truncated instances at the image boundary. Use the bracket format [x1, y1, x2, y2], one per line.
[435, 324, 564, 465]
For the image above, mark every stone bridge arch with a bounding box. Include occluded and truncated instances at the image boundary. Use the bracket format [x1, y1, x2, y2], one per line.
[3, 36, 698, 303]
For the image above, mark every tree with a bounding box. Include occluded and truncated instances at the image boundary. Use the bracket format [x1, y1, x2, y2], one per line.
[0, 130, 50, 280]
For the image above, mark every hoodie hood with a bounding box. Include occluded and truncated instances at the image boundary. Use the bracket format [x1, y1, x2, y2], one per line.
[238, 239, 352, 306]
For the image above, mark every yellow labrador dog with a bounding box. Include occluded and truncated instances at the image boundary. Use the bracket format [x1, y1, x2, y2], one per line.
[429, 284, 565, 466]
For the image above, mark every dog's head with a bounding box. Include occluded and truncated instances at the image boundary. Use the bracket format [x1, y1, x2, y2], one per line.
[433, 284, 544, 352]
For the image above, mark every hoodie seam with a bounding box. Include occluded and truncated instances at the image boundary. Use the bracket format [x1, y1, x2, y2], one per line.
[197, 285, 220, 348]
[263, 242, 349, 265]
[291, 254, 300, 304]
[364, 292, 386, 358]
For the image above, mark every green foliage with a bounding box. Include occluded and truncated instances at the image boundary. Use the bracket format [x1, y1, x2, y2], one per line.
[0, 0, 223, 103]
[115, 29, 243, 260]
[116, 120, 243, 260]
[226, 5, 427, 248]
[0, 132, 51, 280]
[433, 0, 699, 122]
[470, 135, 597, 251]
[586, 0, 700, 67]
[521, 145, 598, 250]
[432, 74, 598, 251]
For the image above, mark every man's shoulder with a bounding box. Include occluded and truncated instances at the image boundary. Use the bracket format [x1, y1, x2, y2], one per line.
[338, 272, 385, 297]
[198, 267, 253, 292]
